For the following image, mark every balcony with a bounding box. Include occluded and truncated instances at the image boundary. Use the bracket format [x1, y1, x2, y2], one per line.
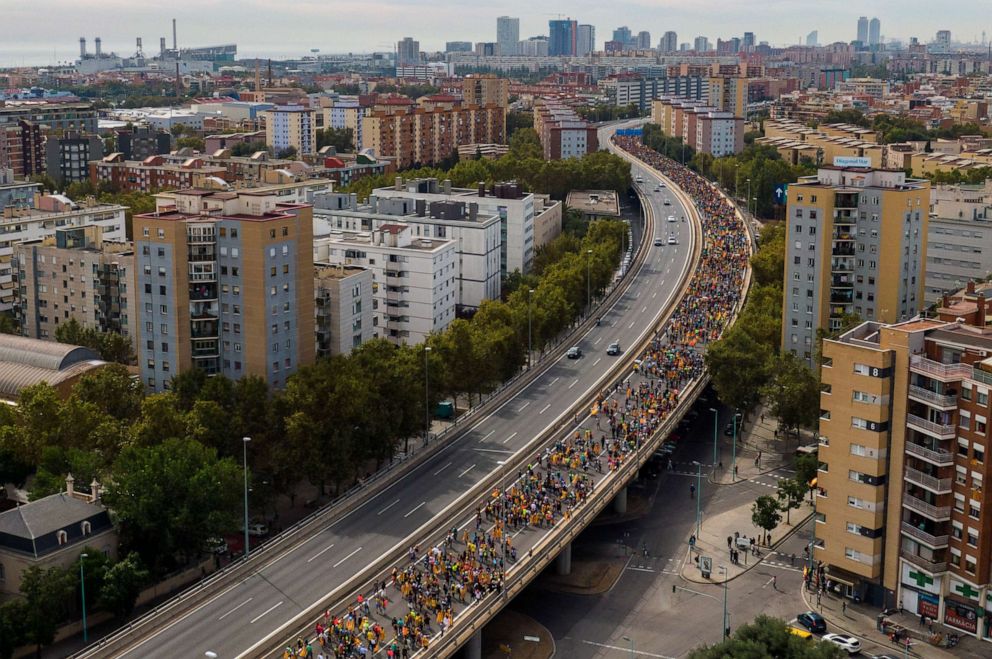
[908, 385, 958, 410]
[905, 441, 954, 466]
[831, 259, 855, 273]
[900, 549, 948, 574]
[906, 414, 956, 440]
[830, 291, 854, 304]
[904, 467, 953, 494]
[972, 368, 992, 387]
[902, 493, 951, 521]
[900, 522, 949, 548]
[910, 355, 971, 381]
[832, 245, 856, 257]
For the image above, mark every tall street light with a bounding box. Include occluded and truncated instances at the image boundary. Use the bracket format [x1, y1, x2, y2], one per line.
[746, 178, 751, 216]
[586, 249, 593, 313]
[693, 460, 702, 539]
[621, 635, 635, 659]
[527, 288, 535, 369]
[79, 553, 88, 643]
[242, 436, 251, 558]
[709, 407, 719, 468]
[719, 565, 729, 639]
[732, 410, 739, 482]
[424, 346, 432, 447]
[734, 164, 740, 200]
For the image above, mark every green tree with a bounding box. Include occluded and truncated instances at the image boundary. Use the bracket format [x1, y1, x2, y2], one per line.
[689, 615, 843, 658]
[777, 477, 807, 525]
[176, 136, 205, 151]
[54, 318, 134, 364]
[98, 552, 150, 620]
[0, 600, 28, 659]
[316, 127, 355, 152]
[705, 326, 773, 411]
[795, 453, 819, 499]
[103, 437, 242, 573]
[19, 564, 74, 655]
[751, 223, 786, 286]
[762, 352, 821, 436]
[751, 495, 783, 544]
[276, 145, 298, 159]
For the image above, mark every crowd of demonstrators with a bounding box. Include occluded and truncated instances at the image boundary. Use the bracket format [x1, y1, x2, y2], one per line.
[281, 138, 750, 659]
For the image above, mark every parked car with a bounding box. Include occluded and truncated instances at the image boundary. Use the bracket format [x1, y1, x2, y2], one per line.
[566, 346, 582, 359]
[823, 633, 861, 654]
[606, 341, 621, 355]
[795, 611, 827, 633]
[244, 522, 269, 537]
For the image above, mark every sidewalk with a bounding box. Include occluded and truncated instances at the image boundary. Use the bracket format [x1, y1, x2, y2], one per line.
[799, 585, 987, 658]
[710, 404, 813, 485]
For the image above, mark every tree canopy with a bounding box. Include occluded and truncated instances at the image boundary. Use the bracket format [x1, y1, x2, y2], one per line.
[689, 615, 843, 658]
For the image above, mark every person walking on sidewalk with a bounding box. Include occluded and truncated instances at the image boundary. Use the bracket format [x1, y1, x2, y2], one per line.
[842, 601, 847, 615]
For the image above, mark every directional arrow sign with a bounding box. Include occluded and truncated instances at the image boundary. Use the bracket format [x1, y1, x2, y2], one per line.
[774, 184, 788, 204]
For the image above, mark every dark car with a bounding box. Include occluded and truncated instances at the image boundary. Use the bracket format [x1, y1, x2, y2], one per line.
[566, 346, 582, 359]
[796, 611, 827, 634]
[607, 341, 621, 355]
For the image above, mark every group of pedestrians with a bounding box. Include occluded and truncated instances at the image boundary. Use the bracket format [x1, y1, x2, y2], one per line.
[282, 137, 751, 658]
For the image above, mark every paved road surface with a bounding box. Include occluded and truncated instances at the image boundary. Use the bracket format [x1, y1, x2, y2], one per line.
[112, 134, 696, 659]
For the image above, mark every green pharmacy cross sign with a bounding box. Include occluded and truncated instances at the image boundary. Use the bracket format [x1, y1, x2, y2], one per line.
[908, 570, 934, 588]
[955, 582, 981, 599]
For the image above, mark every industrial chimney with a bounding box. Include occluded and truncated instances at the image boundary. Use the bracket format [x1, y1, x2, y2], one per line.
[136, 37, 143, 54]
[160, 37, 167, 57]
[172, 18, 177, 51]
[79, 37, 86, 59]
[95, 37, 102, 57]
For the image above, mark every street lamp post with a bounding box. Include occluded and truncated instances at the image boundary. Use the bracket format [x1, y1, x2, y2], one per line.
[424, 346, 432, 447]
[242, 436, 250, 558]
[719, 565, 729, 639]
[752, 197, 758, 220]
[79, 553, 88, 643]
[746, 178, 752, 217]
[621, 635, 635, 659]
[734, 164, 740, 201]
[693, 460, 702, 538]
[586, 249, 593, 313]
[527, 288, 535, 369]
[709, 407, 719, 468]
[732, 409, 739, 482]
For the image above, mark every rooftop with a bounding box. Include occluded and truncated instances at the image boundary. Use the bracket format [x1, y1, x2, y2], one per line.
[565, 190, 621, 217]
[0, 335, 106, 402]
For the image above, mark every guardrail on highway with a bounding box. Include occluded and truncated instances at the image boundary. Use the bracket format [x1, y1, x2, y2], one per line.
[70, 159, 653, 659]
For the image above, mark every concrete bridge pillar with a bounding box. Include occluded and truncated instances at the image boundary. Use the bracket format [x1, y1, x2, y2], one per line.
[463, 629, 482, 659]
[556, 542, 572, 576]
[613, 486, 628, 515]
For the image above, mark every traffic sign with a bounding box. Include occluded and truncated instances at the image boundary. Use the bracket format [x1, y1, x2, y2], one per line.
[774, 184, 788, 204]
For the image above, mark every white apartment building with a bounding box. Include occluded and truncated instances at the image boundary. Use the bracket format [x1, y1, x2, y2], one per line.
[313, 224, 458, 345]
[925, 182, 992, 305]
[373, 177, 536, 276]
[313, 191, 501, 310]
[0, 196, 127, 312]
[314, 263, 374, 356]
[319, 98, 369, 150]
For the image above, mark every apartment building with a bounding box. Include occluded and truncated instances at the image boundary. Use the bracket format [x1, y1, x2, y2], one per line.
[113, 127, 173, 161]
[782, 167, 930, 366]
[462, 74, 510, 109]
[373, 177, 548, 276]
[0, 169, 40, 210]
[533, 99, 599, 160]
[0, 195, 127, 313]
[0, 101, 98, 135]
[600, 75, 706, 112]
[14, 225, 135, 341]
[261, 105, 316, 156]
[924, 182, 992, 305]
[362, 101, 506, 169]
[153, 178, 333, 209]
[313, 190, 501, 310]
[133, 188, 315, 392]
[45, 133, 103, 187]
[313, 224, 458, 345]
[314, 263, 373, 356]
[90, 154, 229, 192]
[651, 97, 744, 156]
[817, 294, 992, 642]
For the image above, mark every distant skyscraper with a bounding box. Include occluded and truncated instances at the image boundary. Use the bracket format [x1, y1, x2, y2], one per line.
[636, 31, 652, 50]
[868, 17, 881, 46]
[445, 41, 473, 53]
[497, 16, 520, 56]
[659, 31, 678, 53]
[806, 30, 819, 46]
[932, 29, 952, 53]
[397, 36, 420, 66]
[742, 31, 755, 51]
[693, 36, 710, 52]
[549, 19, 577, 56]
[856, 16, 869, 44]
[577, 24, 596, 56]
[613, 26, 633, 48]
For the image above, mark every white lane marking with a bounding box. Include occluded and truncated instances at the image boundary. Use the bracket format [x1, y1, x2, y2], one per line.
[377, 499, 400, 516]
[404, 502, 427, 518]
[568, 379, 578, 389]
[580, 640, 676, 658]
[626, 566, 656, 573]
[539, 403, 551, 414]
[306, 544, 335, 564]
[218, 597, 253, 620]
[503, 431, 518, 444]
[517, 401, 530, 412]
[432, 462, 452, 476]
[475, 448, 514, 454]
[641, 305, 647, 313]
[652, 291, 658, 298]
[332, 546, 363, 568]
[628, 321, 635, 328]
[593, 358, 602, 367]
[480, 430, 495, 442]
[458, 464, 476, 478]
[550, 377, 560, 385]
[594, 337, 602, 345]
[250, 601, 283, 624]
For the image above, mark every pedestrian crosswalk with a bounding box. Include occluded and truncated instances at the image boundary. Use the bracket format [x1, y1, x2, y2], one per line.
[625, 555, 681, 575]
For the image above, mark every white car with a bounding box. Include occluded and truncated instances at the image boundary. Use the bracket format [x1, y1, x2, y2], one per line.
[667, 215, 676, 223]
[664, 199, 672, 206]
[823, 633, 861, 655]
[667, 235, 678, 245]
[244, 523, 269, 537]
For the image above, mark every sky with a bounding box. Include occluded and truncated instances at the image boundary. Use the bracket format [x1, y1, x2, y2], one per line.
[0, 0, 988, 67]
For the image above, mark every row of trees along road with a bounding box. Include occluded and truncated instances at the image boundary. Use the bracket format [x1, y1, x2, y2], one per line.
[0, 217, 626, 579]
